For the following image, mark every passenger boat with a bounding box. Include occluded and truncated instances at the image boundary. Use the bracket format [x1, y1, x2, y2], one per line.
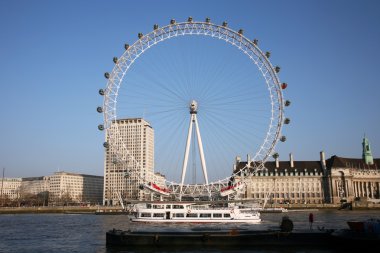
[130, 202, 261, 223]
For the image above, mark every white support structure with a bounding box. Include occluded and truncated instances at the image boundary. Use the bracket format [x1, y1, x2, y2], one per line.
[180, 100, 209, 198]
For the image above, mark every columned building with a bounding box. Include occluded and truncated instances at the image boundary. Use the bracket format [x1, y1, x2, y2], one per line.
[103, 118, 155, 205]
[326, 137, 380, 203]
[235, 137, 379, 204]
[236, 153, 325, 204]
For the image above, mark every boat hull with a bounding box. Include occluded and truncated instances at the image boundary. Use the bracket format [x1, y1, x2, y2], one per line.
[106, 229, 332, 247]
[130, 217, 261, 223]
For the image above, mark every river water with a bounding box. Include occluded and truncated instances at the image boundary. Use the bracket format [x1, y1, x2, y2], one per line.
[0, 209, 379, 253]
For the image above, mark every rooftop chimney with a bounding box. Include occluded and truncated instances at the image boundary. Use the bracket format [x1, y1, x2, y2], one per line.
[320, 151, 326, 173]
[320, 151, 326, 166]
[290, 153, 294, 168]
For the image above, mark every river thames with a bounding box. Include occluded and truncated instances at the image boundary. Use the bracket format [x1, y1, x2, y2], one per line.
[0, 209, 379, 253]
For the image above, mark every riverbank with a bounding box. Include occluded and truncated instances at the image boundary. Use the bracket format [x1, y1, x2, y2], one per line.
[1, 202, 379, 214]
[0, 206, 123, 214]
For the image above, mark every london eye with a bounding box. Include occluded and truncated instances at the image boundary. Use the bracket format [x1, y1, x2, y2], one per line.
[98, 18, 290, 200]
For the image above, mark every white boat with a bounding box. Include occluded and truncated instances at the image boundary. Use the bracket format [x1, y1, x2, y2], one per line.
[131, 202, 261, 223]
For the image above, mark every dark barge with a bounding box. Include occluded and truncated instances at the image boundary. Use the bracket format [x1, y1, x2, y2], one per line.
[106, 228, 334, 249]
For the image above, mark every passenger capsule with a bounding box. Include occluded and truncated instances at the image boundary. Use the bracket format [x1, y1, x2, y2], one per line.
[253, 39, 258, 45]
[170, 19, 176, 25]
[222, 21, 228, 27]
[275, 66, 281, 73]
[280, 136, 287, 142]
[205, 17, 211, 23]
[188, 16, 193, 22]
[281, 83, 287, 89]
[285, 100, 291, 107]
[284, 118, 290, 124]
[98, 124, 104, 131]
[124, 44, 130, 50]
[238, 29, 244, 35]
[98, 89, 105, 96]
[96, 107, 103, 113]
[153, 24, 159, 30]
[113, 57, 118, 64]
[265, 52, 271, 58]
[104, 72, 110, 79]
[103, 142, 109, 148]
[138, 33, 143, 39]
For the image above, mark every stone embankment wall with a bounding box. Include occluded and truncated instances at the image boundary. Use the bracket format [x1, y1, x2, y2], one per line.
[0, 206, 122, 214]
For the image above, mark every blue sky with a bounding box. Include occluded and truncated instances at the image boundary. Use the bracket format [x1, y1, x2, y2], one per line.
[0, 0, 379, 179]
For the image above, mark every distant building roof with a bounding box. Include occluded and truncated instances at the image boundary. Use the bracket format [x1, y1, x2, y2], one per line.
[21, 177, 45, 181]
[234, 160, 323, 174]
[53, 171, 103, 179]
[233, 155, 380, 175]
[326, 156, 380, 170]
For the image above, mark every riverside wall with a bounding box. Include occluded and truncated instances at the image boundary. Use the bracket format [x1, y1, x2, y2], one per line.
[0, 206, 122, 214]
[1, 201, 380, 214]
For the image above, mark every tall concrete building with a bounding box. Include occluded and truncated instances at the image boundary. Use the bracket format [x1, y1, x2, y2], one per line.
[104, 118, 154, 205]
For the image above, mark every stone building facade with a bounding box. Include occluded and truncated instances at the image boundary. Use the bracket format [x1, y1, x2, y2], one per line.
[20, 177, 50, 196]
[235, 137, 379, 204]
[1, 173, 103, 205]
[49, 171, 103, 204]
[1, 178, 22, 200]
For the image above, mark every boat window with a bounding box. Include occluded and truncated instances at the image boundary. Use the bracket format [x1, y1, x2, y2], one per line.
[173, 205, 184, 209]
[153, 205, 164, 209]
[199, 213, 211, 218]
[174, 213, 184, 218]
[141, 213, 151, 217]
[223, 213, 231, 218]
[186, 213, 198, 218]
[213, 213, 222, 218]
[153, 213, 165, 217]
[146, 204, 151, 209]
[166, 205, 171, 209]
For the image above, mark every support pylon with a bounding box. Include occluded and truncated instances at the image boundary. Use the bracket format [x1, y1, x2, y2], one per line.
[180, 100, 209, 199]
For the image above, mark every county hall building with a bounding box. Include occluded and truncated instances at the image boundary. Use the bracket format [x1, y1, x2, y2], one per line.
[235, 137, 380, 204]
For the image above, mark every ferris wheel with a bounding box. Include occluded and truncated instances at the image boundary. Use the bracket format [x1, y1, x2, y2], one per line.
[98, 17, 290, 200]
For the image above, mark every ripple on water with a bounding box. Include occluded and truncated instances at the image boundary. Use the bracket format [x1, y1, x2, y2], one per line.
[0, 210, 379, 252]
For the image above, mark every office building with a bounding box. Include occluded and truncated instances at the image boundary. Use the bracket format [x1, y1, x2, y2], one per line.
[103, 118, 154, 205]
[49, 171, 103, 204]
